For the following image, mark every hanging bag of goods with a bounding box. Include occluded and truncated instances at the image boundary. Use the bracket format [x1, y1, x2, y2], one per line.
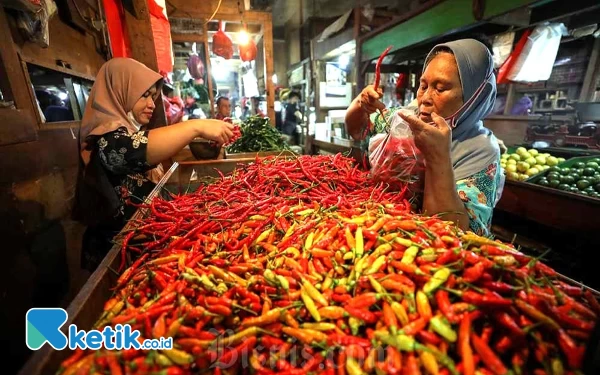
[239, 33, 257, 62]
[212, 21, 234, 60]
[368, 109, 426, 193]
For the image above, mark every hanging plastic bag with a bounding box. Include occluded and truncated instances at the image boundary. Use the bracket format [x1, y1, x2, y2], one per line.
[212, 21, 234, 60]
[492, 31, 515, 69]
[15, 0, 57, 48]
[497, 29, 531, 85]
[1, 0, 41, 13]
[368, 109, 425, 192]
[162, 95, 184, 124]
[239, 38, 257, 62]
[507, 23, 567, 83]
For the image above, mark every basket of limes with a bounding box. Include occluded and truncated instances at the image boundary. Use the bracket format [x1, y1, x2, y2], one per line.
[528, 156, 600, 199]
[500, 147, 565, 182]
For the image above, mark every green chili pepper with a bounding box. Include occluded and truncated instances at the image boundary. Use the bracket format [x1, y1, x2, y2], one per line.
[429, 315, 457, 342]
[401, 246, 419, 264]
[423, 267, 451, 294]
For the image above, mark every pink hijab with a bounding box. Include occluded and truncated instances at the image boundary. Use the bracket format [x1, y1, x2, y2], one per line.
[80, 58, 164, 182]
[81, 58, 162, 160]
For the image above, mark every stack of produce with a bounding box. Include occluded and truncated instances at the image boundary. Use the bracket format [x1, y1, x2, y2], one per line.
[501, 147, 565, 182]
[226, 116, 289, 154]
[59, 155, 599, 375]
[535, 159, 600, 198]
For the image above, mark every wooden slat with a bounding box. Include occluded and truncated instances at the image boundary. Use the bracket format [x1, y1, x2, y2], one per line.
[202, 22, 215, 118]
[262, 13, 276, 126]
[0, 7, 37, 145]
[171, 33, 204, 43]
[20, 55, 97, 82]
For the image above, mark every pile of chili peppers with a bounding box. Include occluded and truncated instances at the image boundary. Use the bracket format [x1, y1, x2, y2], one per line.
[59, 155, 599, 375]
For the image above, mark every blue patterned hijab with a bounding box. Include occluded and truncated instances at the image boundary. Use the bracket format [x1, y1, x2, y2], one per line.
[423, 39, 500, 180]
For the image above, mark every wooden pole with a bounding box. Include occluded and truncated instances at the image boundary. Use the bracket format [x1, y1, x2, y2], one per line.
[202, 22, 215, 118]
[263, 13, 276, 126]
[124, 0, 167, 128]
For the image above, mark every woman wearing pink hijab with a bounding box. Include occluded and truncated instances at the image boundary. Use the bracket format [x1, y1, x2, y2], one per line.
[73, 58, 234, 271]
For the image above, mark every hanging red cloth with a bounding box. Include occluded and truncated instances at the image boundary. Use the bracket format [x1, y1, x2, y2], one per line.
[102, 0, 131, 58]
[147, 0, 173, 73]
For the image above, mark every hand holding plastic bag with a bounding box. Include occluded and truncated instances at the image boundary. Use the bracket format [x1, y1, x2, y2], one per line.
[368, 109, 425, 192]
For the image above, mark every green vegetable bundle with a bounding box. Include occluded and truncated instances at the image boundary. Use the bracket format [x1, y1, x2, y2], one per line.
[226, 116, 289, 153]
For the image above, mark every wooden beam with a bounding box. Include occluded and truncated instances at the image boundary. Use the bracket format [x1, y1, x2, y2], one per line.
[124, 0, 167, 128]
[169, 9, 271, 23]
[0, 7, 37, 145]
[262, 13, 276, 126]
[203, 22, 215, 118]
[171, 33, 204, 43]
[580, 38, 600, 102]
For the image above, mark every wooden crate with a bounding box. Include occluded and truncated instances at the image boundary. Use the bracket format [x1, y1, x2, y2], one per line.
[18, 160, 251, 375]
[224, 150, 295, 159]
[496, 179, 600, 233]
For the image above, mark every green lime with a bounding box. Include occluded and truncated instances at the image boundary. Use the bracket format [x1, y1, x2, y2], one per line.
[580, 191, 589, 196]
[591, 176, 600, 184]
[561, 175, 575, 184]
[577, 180, 591, 190]
[560, 168, 571, 175]
[585, 186, 595, 192]
[590, 192, 600, 198]
[538, 179, 550, 187]
[591, 158, 600, 164]
[586, 161, 600, 170]
[547, 173, 560, 181]
[595, 183, 600, 193]
[569, 186, 580, 193]
[558, 184, 570, 191]
[548, 166, 561, 173]
[582, 167, 595, 176]
[573, 162, 586, 169]
[576, 169, 584, 174]
[549, 180, 561, 188]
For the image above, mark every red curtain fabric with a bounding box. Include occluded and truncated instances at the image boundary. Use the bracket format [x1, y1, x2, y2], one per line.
[147, 0, 173, 73]
[102, 0, 131, 58]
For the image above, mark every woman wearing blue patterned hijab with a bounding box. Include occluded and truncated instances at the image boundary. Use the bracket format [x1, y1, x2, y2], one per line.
[346, 39, 503, 235]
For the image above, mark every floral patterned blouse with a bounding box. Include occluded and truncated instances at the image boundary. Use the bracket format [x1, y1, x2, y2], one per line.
[369, 109, 502, 236]
[94, 126, 156, 220]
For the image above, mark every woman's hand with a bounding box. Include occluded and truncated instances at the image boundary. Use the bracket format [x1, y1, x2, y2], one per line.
[195, 119, 235, 145]
[357, 85, 385, 115]
[399, 112, 451, 164]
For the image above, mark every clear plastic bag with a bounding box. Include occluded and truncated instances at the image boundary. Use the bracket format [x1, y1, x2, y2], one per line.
[368, 109, 425, 192]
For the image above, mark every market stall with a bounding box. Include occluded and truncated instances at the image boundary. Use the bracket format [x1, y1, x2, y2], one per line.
[19, 154, 600, 375]
[6, 0, 600, 374]
[354, 0, 600, 276]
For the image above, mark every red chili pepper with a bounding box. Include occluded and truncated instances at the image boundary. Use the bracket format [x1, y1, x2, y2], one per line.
[327, 333, 371, 348]
[344, 306, 378, 324]
[398, 317, 428, 336]
[458, 313, 475, 375]
[403, 352, 420, 375]
[462, 263, 485, 283]
[493, 312, 525, 338]
[557, 329, 584, 369]
[461, 290, 512, 307]
[471, 332, 508, 375]
[417, 330, 442, 346]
